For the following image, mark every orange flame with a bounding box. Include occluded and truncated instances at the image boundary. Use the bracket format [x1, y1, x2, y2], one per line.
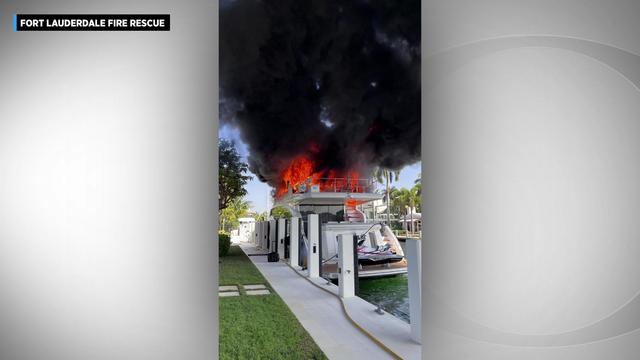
[275, 155, 363, 198]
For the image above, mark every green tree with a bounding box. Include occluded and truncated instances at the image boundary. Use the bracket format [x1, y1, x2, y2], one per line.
[220, 197, 251, 232]
[412, 182, 422, 213]
[251, 211, 269, 221]
[374, 167, 401, 224]
[391, 187, 409, 225]
[218, 232, 231, 257]
[219, 139, 252, 212]
[391, 186, 420, 233]
[271, 206, 292, 219]
[387, 186, 400, 215]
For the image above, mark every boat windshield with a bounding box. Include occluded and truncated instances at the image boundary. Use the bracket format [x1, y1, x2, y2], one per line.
[358, 225, 404, 256]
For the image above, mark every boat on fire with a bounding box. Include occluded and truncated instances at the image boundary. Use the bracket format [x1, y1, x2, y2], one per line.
[272, 176, 408, 279]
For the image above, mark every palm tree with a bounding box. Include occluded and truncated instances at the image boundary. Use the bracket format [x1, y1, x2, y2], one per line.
[254, 211, 269, 222]
[391, 187, 420, 233]
[391, 188, 408, 231]
[412, 182, 422, 213]
[374, 167, 401, 224]
[408, 185, 420, 232]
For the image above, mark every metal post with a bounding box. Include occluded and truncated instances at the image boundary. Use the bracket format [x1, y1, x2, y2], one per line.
[290, 217, 300, 267]
[268, 219, 276, 252]
[260, 221, 269, 250]
[337, 234, 356, 298]
[253, 221, 260, 247]
[307, 214, 320, 278]
[407, 238, 422, 344]
[298, 218, 302, 265]
[264, 221, 268, 249]
[253, 222, 258, 246]
[258, 221, 263, 248]
[353, 234, 359, 295]
[277, 218, 286, 260]
[274, 219, 279, 253]
[318, 219, 323, 279]
[284, 219, 290, 259]
[263, 222, 268, 249]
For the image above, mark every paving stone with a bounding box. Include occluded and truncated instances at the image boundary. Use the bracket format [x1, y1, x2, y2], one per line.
[243, 284, 267, 290]
[219, 291, 240, 297]
[246, 289, 271, 296]
[219, 285, 238, 291]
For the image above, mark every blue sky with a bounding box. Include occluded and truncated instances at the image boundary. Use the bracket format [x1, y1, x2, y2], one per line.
[219, 124, 421, 213]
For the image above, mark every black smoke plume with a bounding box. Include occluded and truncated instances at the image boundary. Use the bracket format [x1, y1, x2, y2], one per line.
[220, 0, 420, 188]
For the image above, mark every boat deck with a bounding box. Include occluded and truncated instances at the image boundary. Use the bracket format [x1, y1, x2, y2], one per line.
[240, 244, 420, 360]
[321, 260, 408, 278]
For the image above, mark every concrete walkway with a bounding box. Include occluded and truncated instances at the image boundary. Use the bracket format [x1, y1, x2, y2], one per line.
[240, 244, 421, 360]
[343, 296, 421, 360]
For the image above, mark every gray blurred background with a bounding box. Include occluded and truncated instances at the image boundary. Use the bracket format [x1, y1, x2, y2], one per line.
[0, 1, 218, 359]
[423, 1, 640, 359]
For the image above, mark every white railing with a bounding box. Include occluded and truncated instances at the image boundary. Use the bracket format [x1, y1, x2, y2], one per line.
[275, 177, 382, 199]
[313, 177, 377, 193]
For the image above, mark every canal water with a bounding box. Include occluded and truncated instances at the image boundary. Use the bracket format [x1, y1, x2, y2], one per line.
[357, 241, 410, 323]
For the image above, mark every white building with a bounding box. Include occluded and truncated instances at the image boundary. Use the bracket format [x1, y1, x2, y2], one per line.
[236, 217, 256, 243]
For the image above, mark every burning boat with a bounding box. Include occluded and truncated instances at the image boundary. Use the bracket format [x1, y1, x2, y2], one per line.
[271, 157, 408, 279]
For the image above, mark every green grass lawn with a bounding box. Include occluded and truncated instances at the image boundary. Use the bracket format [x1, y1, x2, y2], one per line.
[219, 246, 327, 360]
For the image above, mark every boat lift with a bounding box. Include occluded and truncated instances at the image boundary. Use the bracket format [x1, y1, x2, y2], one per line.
[249, 215, 422, 347]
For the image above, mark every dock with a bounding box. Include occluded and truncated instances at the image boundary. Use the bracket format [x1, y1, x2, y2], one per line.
[240, 244, 421, 360]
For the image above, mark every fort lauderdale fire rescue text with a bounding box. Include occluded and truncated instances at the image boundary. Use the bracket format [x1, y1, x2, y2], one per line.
[19, 18, 166, 29]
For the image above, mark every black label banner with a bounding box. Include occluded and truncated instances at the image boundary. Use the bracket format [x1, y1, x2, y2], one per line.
[15, 14, 170, 31]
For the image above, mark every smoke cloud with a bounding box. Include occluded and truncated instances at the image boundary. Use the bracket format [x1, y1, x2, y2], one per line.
[220, 0, 420, 188]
